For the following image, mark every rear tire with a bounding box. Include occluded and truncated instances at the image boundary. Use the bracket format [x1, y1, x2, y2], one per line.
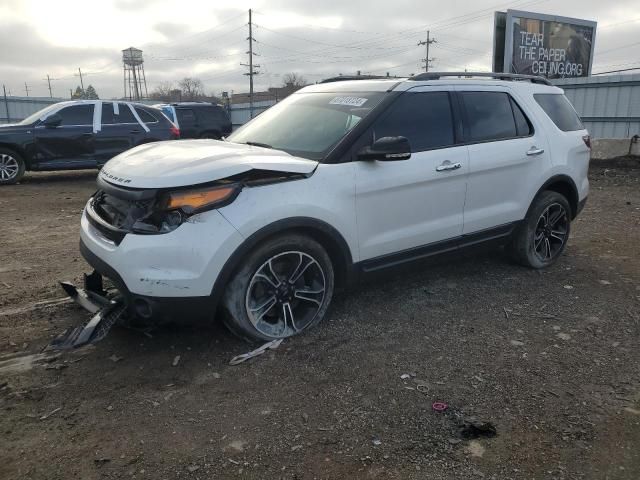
[509, 190, 571, 269]
[0, 148, 25, 185]
[222, 234, 335, 342]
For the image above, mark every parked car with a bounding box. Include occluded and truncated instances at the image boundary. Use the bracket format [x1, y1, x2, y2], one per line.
[154, 102, 232, 139]
[78, 73, 590, 342]
[0, 100, 179, 184]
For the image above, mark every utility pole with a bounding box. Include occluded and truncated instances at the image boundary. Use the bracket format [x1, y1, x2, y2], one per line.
[241, 9, 260, 119]
[3, 85, 10, 123]
[24, 82, 31, 97]
[77, 67, 85, 95]
[44, 74, 53, 97]
[418, 31, 437, 72]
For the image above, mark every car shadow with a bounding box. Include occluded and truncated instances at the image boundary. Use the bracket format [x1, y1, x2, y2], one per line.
[20, 170, 98, 184]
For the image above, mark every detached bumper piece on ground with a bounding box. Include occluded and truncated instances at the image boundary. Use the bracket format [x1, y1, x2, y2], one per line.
[50, 271, 126, 350]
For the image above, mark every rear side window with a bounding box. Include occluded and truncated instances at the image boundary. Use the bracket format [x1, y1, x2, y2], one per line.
[101, 103, 116, 125]
[511, 98, 533, 137]
[135, 107, 158, 123]
[534, 94, 584, 131]
[115, 104, 137, 124]
[372, 91, 455, 152]
[461, 92, 518, 142]
[57, 104, 94, 126]
[196, 106, 229, 124]
[176, 109, 196, 124]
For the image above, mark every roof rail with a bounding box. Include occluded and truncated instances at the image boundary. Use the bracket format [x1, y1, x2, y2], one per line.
[409, 72, 552, 86]
[320, 75, 400, 84]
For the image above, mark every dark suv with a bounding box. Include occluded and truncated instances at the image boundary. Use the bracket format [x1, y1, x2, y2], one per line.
[0, 100, 179, 185]
[155, 102, 232, 139]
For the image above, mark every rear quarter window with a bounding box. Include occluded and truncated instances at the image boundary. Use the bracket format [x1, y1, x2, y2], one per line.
[534, 94, 584, 132]
[135, 107, 158, 123]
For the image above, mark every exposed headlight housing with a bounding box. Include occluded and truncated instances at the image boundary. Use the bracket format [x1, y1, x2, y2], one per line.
[163, 185, 240, 214]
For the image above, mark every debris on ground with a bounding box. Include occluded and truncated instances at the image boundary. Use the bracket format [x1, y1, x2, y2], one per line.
[172, 355, 181, 367]
[109, 354, 123, 362]
[229, 339, 283, 366]
[432, 402, 449, 413]
[39, 407, 62, 420]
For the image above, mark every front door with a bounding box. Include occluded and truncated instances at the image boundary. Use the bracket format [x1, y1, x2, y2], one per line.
[33, 104, 95, 169]
[354, 89, 468, 263]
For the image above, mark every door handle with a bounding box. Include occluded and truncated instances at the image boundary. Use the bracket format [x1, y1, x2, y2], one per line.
[130, 129, 141, 134]
[436, 161, 462, 172]
[526, 146, 545, 156]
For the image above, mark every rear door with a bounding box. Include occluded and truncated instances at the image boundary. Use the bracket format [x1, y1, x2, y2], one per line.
[354, 88, 469, 262]
[175, 108, 198, 138]
[33, 104, 95, 168]
[456, 87, 552, 234]
[94, 102, 138, 164]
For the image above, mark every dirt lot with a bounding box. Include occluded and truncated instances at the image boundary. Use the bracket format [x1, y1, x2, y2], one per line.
[1, 162, 639, 480]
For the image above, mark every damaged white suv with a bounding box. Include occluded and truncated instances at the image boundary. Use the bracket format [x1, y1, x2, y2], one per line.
[79, 73, 590, 341]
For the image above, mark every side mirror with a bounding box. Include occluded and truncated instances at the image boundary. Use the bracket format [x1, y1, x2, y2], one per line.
[358, 136, 411, 161]
[42, 114, 62, 128]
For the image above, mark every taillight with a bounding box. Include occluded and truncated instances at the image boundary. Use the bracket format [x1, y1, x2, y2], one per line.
[582, 134, 591, 149]
[170, 125, 180, 139]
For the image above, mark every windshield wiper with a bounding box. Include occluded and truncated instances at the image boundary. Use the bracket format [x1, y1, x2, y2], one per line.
[243, 141, 274, 149]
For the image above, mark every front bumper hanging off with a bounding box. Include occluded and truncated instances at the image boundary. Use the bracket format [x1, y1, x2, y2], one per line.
[50, 271, 127, 350]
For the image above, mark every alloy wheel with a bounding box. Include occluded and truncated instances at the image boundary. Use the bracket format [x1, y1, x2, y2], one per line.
[245, 251, 326, 338]
[0, 153, 19, 181]
[533, 203, 569, 262]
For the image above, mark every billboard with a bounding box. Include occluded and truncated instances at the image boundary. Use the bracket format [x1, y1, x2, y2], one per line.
[493, 10, 597, 79]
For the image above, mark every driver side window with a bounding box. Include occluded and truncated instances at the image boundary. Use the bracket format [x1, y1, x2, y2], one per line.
[372, 92, 455, 152]
[57, 104, 94, 126]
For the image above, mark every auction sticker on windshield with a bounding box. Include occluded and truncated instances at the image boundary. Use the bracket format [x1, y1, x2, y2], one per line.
[329, 96, 368, 107]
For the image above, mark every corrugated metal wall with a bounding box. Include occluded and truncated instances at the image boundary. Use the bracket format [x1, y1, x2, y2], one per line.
[552, 74, 640, 139]
[0, 96, 62, 124]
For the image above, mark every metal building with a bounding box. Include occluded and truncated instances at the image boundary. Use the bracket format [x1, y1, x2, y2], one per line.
[552, 74, 640, 139]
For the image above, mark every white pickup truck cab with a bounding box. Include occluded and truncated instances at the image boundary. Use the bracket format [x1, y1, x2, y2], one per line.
[79, 72, 590, 341]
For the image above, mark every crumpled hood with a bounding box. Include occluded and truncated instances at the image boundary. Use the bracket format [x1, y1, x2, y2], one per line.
[100, 139, 318, 189]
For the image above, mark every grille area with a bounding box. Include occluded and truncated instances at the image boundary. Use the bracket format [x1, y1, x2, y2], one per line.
[93, 192, 155, 231]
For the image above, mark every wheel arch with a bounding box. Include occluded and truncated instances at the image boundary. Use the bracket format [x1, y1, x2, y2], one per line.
[531, 175, 579, 219]
[210, 217, 355, 308]
[0, 143, 29, 169]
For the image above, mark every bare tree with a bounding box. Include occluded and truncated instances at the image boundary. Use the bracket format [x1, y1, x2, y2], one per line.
[149, 81, 176, 102]
[282, 72, 307, 88]
[178, 77, 205, 101]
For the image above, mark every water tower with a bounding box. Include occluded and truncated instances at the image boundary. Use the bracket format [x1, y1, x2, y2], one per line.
[122, 47, 148, 100]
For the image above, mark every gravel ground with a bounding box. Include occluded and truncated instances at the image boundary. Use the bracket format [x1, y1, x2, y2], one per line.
[1, 161, 639, 479]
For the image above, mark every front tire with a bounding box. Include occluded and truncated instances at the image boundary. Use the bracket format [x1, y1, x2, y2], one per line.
[0, 148, 25, 185]
[222, 234, 335, 342]
[510, 190, 571, 269]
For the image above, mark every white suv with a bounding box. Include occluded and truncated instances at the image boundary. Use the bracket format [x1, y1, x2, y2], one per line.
[79, 73, 590, 341]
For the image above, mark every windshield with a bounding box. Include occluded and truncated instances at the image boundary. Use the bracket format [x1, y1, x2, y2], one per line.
[17, 103, 64, 125]
[227, 92, 386, 160]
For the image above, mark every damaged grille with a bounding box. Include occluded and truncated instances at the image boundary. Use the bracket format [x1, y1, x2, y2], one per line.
[87, 184, 182, 244]
[93, 193, 155, 231]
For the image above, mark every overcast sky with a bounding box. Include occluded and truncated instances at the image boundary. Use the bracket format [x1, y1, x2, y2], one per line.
[0, 0, 638, 99]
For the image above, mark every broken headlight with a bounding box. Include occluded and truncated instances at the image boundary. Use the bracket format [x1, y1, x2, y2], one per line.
[162, 185, 240, 214]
